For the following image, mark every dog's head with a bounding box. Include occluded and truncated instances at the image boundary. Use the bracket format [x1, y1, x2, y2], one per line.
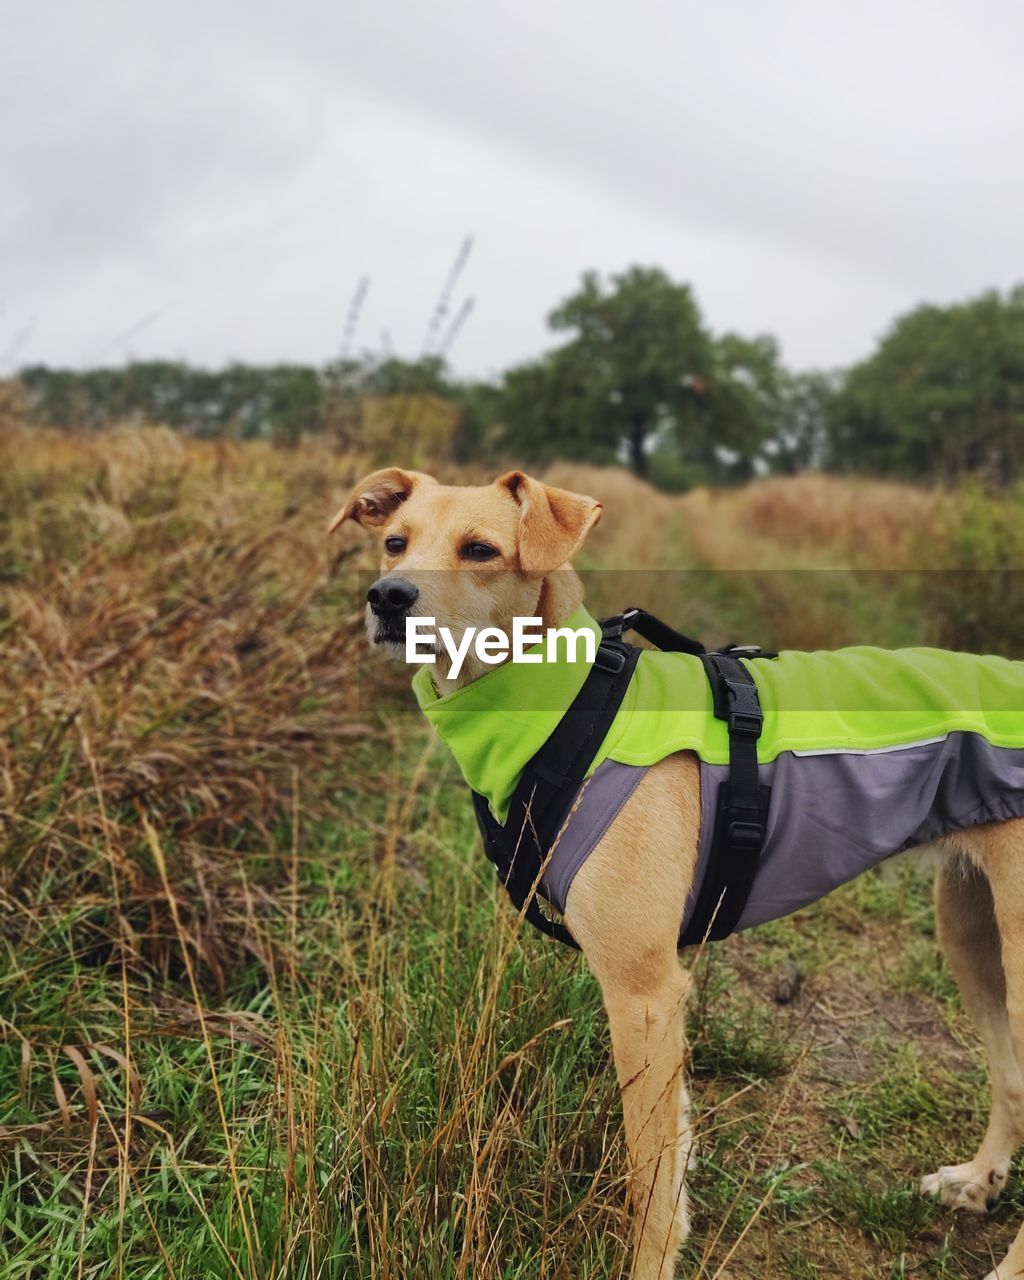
[329, 468, 602, 686]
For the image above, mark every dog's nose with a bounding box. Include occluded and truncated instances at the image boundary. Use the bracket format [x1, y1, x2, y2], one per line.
[367, 577, 419, 617]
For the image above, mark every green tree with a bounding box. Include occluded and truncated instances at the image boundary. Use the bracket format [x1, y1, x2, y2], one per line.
[645, 333, 783, 487]
[498, 350, 621, 469]
[19, 360, 322, 443]
[498, 267, 714, 477]
[829, 286, 1024, 484]
[763, 370, 838, 475]
[497, 268, 780, 481]
[704, 332, 782, 480]
[450, 379, 503, 462]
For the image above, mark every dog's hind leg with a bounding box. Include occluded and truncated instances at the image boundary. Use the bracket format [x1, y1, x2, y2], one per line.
[921, 848, 1024, 1214]
[935, 819, 1024, 1280]
[564, 753, 700, 1280]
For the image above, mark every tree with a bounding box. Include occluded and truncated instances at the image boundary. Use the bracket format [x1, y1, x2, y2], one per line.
[497, 268, 781, 481]
[763, 370, 839, 475]
[498, 350, 621, 469]
[498, 267, 715, 477]
[449, 379, 504, 462]
[18, 360, 321, 442]
[829, 287, 1024, 484]
[703, 332, 782, 480]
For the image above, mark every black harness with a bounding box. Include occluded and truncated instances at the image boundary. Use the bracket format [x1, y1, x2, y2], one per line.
[471, 608, 774, 950]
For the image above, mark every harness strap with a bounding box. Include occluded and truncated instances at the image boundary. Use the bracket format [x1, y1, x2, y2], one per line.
[473, 629, 641, 949]
[678, 654, 769, 945]
[601, 607, 706, 656]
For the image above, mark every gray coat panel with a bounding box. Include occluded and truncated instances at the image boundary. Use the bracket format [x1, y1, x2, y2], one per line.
[541, 733, 1024, 938]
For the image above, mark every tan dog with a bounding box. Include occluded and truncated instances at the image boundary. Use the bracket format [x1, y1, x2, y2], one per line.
[332, 466, 1024, 1280]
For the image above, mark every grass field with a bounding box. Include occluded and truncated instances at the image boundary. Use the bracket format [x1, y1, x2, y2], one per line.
[2, 421, 1024, 1279]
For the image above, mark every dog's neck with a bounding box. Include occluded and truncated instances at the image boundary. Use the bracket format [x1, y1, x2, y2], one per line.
[536, 567, 586, 635]
[431, 567, 585, 698]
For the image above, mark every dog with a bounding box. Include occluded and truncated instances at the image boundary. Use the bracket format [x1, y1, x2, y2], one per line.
[332, 465, 1024, 1280]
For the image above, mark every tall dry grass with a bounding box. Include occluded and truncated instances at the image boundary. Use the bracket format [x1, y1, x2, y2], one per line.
[676, 471, 1024, 653]
[3, 426, 370, 923]
[687, 473, 942, 568]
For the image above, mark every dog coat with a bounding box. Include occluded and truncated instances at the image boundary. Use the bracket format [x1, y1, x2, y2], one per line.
[412, 606, 1024, 936]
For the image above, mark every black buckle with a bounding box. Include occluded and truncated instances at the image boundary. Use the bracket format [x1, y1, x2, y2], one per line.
[594, 641, 628, 674]
[727, 819, 763, 850]
[723, 679, 763, 738]
[600, 608, 643, 642]
[599, 613, 626, 641]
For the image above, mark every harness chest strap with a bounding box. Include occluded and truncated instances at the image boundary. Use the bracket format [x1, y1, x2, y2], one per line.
[471, 609, 772, 950]
[472, 630, 641, 949]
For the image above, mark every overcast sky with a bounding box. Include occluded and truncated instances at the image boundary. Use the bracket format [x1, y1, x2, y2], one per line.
[3, 1, 1022, 380]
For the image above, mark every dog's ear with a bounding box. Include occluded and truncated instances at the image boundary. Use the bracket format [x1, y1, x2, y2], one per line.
[497, 471, 603, 572]
[328, 468, 433, 532]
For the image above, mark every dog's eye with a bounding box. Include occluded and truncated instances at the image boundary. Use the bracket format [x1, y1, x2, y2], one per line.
[461, 541, 499, 562]
[384, 536, 407, 555]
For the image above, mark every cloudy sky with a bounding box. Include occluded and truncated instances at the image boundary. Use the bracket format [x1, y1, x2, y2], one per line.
[3, 1, 1022, 380]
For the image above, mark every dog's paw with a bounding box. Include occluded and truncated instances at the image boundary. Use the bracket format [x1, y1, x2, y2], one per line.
[920, 1160, 1008, 1212]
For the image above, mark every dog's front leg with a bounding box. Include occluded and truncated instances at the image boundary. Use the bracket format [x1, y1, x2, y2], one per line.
[601, 957, 692, 1278]
[564, 755, 700, 1280]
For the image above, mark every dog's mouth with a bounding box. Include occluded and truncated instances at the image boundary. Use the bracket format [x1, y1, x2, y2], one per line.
[371, 617, 436, 655]
[372, 619, 406, 649]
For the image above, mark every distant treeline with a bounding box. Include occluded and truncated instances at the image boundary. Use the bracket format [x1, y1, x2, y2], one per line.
[17, 268, 1024, 488]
